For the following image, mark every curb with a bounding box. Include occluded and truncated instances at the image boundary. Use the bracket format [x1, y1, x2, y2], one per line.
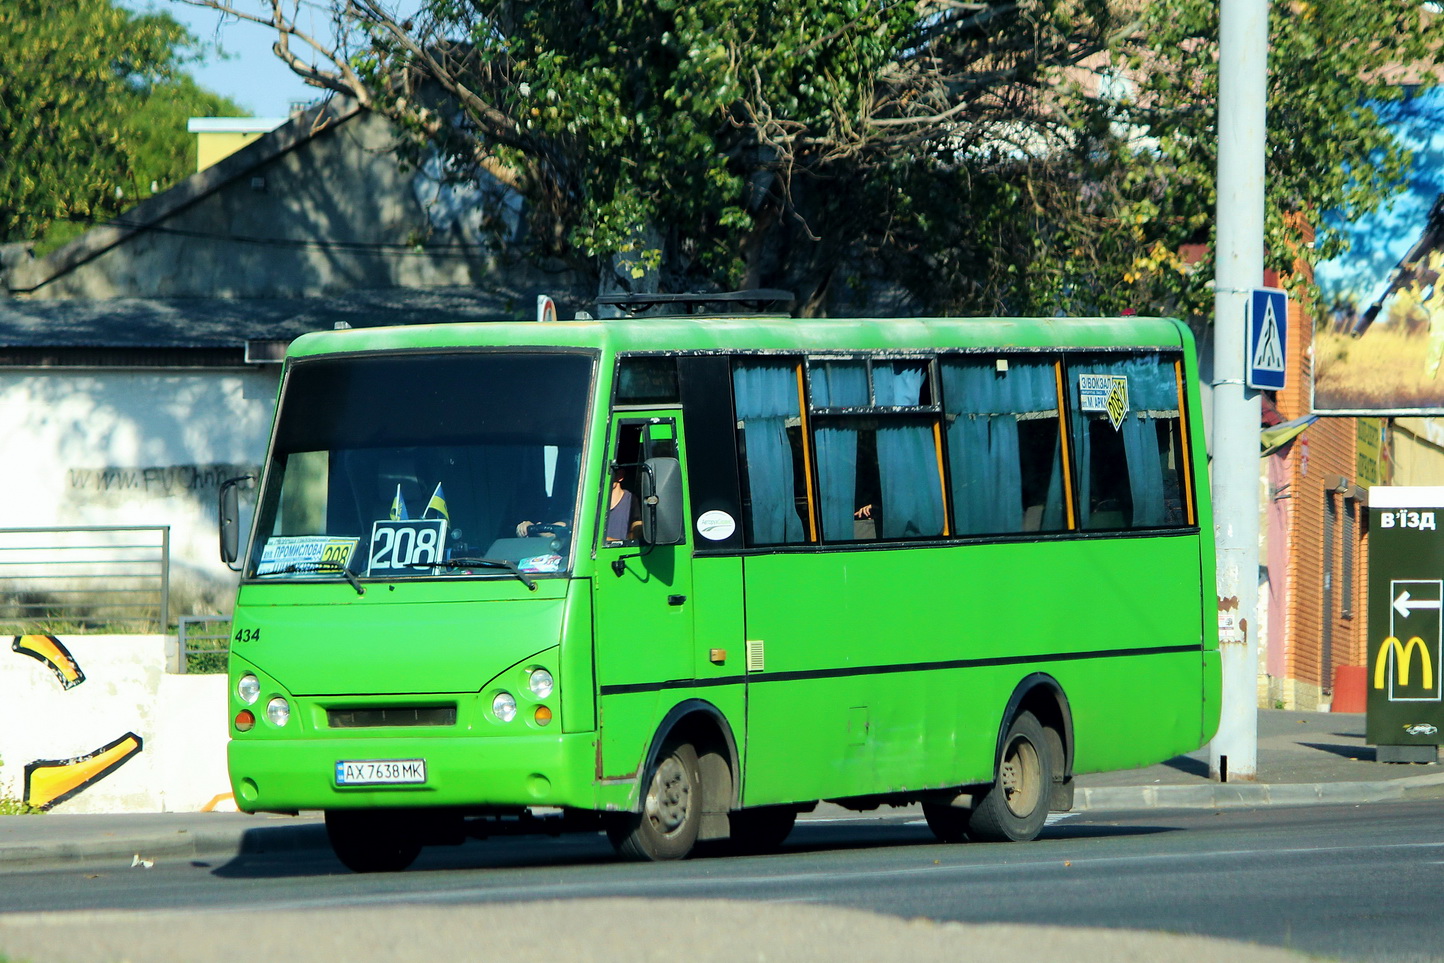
[1074, 770, 1444, 811]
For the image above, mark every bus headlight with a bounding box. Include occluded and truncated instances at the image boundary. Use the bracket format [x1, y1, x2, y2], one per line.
[493, 691, 517, 723]
[266, 696, 291, 727]
[238, 673, 260, 705]
[527, 667, 554, 699]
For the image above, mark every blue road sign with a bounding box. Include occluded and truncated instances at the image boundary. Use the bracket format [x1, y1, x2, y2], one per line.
[1247, 287, 1288, 391]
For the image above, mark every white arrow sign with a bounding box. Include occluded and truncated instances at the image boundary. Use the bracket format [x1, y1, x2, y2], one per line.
[1394, 590, 1442, 619]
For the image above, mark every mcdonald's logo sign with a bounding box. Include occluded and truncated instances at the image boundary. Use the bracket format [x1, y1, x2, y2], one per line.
[1374, 636, 1435, 692]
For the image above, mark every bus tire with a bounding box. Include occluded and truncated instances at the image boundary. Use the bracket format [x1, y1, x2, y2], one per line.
[727, 806, 797, 855]
[607, 740, 702, 861]
[920, 802, 969, 843]
[967, 711, 1055, 843]
[324, 810, 422, 873]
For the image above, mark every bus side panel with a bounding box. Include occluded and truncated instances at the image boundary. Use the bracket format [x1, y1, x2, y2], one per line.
[1051, 652, 1207, 775]
[740, 533, 1210, 805]
[689, 556, 747, 793]
[741, 549, 995, 805]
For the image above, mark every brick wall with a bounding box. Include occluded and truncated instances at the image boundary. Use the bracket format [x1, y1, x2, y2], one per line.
[1263, 269, 1369, 708]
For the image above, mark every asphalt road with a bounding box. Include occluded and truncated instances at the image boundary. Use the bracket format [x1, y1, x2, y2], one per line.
[0, 800, 1440, 962]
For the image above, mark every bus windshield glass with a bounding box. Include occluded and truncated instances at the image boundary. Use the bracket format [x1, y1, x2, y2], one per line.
[246, 351, 594, 581]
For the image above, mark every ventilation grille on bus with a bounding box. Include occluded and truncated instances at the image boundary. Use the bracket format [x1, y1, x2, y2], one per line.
[746, 640, 766, 673]
[327, 705, 458, 728]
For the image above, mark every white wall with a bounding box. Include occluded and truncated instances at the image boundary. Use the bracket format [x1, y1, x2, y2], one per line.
[0, 367, 279, 614]
[0, 635, 230, 813]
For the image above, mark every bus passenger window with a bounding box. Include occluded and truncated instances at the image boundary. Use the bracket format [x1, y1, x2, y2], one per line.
[941, 358, 1067, 536]
[732, 360, 811, 545]
[812, 359, 945, 542]
[1066, 353, 1190, 531]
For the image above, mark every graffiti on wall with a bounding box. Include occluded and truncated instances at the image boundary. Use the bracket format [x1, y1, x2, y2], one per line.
[11, 635, 142, 810]
[66, 463, 258, 499]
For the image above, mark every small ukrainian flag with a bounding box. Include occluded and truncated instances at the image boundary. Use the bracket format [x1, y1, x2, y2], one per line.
[389, 484, 410, 521]
[425, 483, 449, 520]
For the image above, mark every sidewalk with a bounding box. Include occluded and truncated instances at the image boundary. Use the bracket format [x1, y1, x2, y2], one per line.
[0, 709, 1439, 872]
[1073, 708, 1444, 810]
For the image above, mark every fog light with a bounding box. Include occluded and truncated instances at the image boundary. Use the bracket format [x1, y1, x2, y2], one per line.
[493, 691, 517, 723]
[235, 709, 255, 732]
[238, 673, 260, 705]
[534, 705, 553, 726]
[266, 696, 290, 727]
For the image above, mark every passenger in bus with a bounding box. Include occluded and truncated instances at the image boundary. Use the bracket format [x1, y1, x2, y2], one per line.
[853, 502, 881, 539]
[605, 469, 642, 544]
[515, 471, 639, 542]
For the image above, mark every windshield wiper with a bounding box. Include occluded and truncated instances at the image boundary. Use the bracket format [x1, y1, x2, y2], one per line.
[275, 562, 365, 596]
[407, 557, 537, 592]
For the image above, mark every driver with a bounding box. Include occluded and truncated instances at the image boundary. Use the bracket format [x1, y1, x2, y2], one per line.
[515, 518, 566, 537]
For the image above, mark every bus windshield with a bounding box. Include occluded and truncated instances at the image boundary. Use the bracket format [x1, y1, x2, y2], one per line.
[246, 351, 594, 581]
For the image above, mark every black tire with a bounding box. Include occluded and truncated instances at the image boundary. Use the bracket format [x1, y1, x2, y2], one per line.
[607, 741, 702, 861]
[966, 711, 1056, 843]
[727, 806, 797, 855]
[920, 802, 969, 843]
[325, 810, 422, 873]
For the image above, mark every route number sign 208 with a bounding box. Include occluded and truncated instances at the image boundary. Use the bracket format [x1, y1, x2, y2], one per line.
[367, 519, 447, 575]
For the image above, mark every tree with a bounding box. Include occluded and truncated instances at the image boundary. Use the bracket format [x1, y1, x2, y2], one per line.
[0, 0, 243, 248]
[175, 0, 1440, 319]
[1060, 0, 1441, 319]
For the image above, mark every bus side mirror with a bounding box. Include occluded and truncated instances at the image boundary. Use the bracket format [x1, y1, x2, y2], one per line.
[639, 457, 684, 546]
[218, 476, 251, 567]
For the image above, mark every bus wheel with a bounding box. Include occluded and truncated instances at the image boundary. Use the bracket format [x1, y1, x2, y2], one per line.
[607, 741, 702, 861]
[967, 711, 1054, 843]
[727, 806, 797, 855]
[920, 803, 969, 843]
[324, 810, 422, 873]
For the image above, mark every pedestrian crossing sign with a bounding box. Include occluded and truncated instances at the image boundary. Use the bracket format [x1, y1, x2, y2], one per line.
[1247, 287, 1287, 391]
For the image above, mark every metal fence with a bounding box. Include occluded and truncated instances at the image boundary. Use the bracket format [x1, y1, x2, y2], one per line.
[177, 615, 231, 673]
[0, 526, 170, 634]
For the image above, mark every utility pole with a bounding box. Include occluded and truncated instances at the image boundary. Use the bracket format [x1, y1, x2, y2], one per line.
[1209, 0, 1268, 781]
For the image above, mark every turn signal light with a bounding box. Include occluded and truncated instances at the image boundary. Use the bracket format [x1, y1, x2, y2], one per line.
[534, 705, 553, 726]
[235, 710, 256, 732]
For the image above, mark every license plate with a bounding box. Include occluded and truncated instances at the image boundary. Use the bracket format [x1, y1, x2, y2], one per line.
[335, 759, 427, 786]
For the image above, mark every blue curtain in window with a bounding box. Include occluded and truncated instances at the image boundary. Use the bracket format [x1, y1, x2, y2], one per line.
[1068, 355, 1177, 528]
[873, 365, 944, 537]
[942, 360, 1061, 535]
[732, 362, 804, 544]
[1120, 356, 1177, 527]
[812, 362, 868, 539]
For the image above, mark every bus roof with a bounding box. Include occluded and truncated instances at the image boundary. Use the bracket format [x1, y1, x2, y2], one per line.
[284, 314, 1192, 360]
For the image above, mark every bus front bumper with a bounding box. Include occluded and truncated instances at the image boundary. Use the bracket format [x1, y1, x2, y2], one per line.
[228, 731, 599, 813]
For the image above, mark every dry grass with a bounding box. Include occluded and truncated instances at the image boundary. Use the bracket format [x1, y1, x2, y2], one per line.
[1313, 326, 1444, 410]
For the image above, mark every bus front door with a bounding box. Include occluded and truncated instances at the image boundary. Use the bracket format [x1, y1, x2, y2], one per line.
[593, 414, 696, 784]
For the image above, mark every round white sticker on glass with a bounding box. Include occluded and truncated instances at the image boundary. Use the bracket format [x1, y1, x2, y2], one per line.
[696, 510, 737, 541]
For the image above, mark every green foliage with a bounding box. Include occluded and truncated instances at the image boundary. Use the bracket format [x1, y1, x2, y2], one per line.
[326, 0, 1438, 317]
[0, 0, 244, 247]
[359, 0, 1119, 312]
[186, 648, 228, 674]
[0, 758, 40, 816]
[1051, 0, 1438, 319]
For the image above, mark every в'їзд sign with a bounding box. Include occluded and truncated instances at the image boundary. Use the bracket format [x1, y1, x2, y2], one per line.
[1367, 487, 1444, 762]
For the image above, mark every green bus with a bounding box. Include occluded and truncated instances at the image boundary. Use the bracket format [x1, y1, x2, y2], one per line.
[220, 307, 1221, 871]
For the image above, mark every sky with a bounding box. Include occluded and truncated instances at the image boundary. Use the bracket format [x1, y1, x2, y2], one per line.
[121, 1, 333, 118]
